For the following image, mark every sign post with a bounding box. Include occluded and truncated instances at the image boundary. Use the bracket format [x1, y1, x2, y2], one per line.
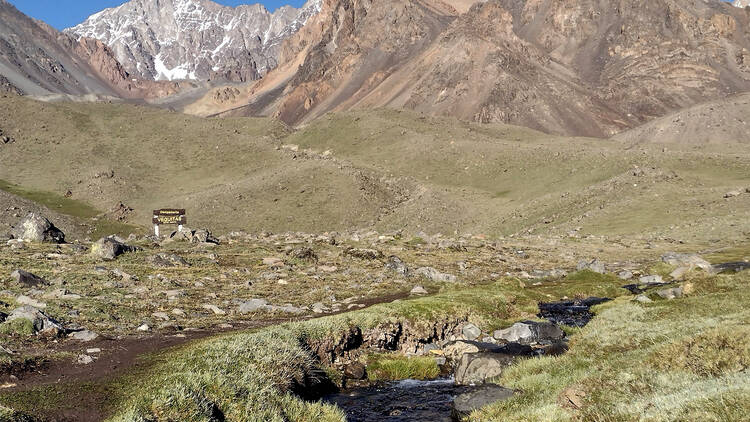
[152, 209, 187, 238]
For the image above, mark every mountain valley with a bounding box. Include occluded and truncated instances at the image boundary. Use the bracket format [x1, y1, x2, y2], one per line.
[0, 1, 749, 421]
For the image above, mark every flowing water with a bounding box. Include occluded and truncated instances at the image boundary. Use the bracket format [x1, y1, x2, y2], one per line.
[323, 378, 473, 422]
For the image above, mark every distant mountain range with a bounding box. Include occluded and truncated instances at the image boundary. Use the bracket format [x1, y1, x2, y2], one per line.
[2, 0, 750, 139]
[65, 0, 322, 82]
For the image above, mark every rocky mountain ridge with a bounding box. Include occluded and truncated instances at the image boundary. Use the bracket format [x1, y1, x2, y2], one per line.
[0, 0, 179, 98]
[196, 0, 750, 137]
[65, 0, 322, 82]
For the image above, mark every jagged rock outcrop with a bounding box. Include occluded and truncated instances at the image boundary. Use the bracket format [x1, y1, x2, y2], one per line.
[213, 0, 750, 137]
[0, 0, 179, 98]
[65, 0, 322, 81]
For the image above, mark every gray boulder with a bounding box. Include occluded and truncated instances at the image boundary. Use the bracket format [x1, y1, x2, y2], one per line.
[661, 252, 713, 272]
[618, 270, 634, 280]
[414, 266, 457, 283]
[147, 253, 189, 268]
[11, 270, 48, 288]
[493, 321, 564, 345]
[639, 274, 664, 285]
[10, 213, 65, 243]
[657, 287, 683, 300]
[91, 236, 138, 260]
[452, 384, 515, 419]
[70, 329, 99, 342]
[454, 352, 515, 385]
[5, 305, 63, 336]
[191, 229, 219, 244]
[462, 323, 482, 341]
[238, 299, 269, 313]
[385, 256, 409, 275]
[577, 259, 605, 274]
[409, 285, 428, 295]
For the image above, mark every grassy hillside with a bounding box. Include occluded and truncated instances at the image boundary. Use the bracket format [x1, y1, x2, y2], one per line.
[2, 97, 749, 244]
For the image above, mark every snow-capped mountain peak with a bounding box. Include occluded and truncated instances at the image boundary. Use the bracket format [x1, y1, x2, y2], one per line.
[65, 0, 322, 81]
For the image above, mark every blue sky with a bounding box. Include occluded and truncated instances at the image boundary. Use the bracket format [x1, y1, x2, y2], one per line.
[7, 0, 306, 30]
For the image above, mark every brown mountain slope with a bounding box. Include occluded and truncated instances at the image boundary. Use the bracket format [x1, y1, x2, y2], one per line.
[0, 0, 178, 98]
[613, 92, 750, 144]
[191, 0, 750, 137]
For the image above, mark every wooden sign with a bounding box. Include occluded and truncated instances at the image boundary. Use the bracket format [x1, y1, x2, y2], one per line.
[152, 209, 186, 237]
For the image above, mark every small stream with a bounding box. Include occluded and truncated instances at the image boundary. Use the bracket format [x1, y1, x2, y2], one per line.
[321, 297, 610, 420]
[324, 378, 473, 422]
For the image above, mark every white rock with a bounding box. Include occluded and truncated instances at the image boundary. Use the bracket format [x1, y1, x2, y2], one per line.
[201, 304, 226, 315]
[410, 286, 428, 295]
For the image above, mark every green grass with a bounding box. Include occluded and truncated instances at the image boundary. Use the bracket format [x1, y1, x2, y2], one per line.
[0, 319, 34, 336]
[68, 274, 628, 421]
[365, 354, 440, 381]
[470, 272, 750, 422]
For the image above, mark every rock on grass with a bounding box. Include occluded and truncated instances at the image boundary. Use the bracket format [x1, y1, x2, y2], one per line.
[11, 270, 48, 288]
[10, 213, 65, 243]
[91, 236, 138, 260]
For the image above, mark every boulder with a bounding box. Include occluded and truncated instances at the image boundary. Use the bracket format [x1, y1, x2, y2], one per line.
[238, 298, 269, 313]
[492, 321, 564, 345]
[409, 285, 428, 295]
[343, 362, 366, 380]
[442, 340, 534, 363]
[634, 295, 653, 303]
[201, 304, 226, 315]
[91, 236, 138, 260]
[577, 259, 606, 274]
[77, 355, 94, 365]
[4, 305, 62, 336]
[493, 323, 533, 344]
[10, 213, 65, 243]
[661, 252, 713, 272]
[414, 267, 457, 283]
[147, 253, 189, 267]
[454, 352, 515, 385]
[11, 270, 48, 288]
[191, 229, 219, 244]
[462, 323, 482, 341]
[617, 270, 634, 280]
[638, 274, 663, 285]
[656, 287, 683, 300]
[452, 384, 515, 419]
[70, 329, 98, 342]
[385, 256, 409, 275]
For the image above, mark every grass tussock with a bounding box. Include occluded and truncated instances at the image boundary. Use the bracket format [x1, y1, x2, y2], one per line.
[365, 354, 440, 381]
[649, 326, 750, 377]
